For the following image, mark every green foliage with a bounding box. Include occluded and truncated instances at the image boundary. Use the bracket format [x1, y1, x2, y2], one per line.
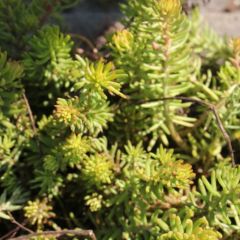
[192, 165, 240, 235]
[24, 198, 55, 230]
[92, 144, 197, 239]
[74, 59, 127, 99]
[108, 0, 240, 165]
[23, 26, 75, 85]
[0, 0, 240, 240]
[157, 208, 222, 240]
[0, 189, 26, 219]
[0, 0, 79, 58]
[0, 51, 32, 192]
[188, 9, 227, 64]
[110, 0, 201, 149]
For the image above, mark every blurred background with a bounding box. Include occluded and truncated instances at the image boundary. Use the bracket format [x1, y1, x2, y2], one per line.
[62, 0, 240, 41]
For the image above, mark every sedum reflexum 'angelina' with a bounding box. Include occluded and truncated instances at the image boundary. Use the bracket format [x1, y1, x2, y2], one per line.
[110, 0, 200, 149]
[87, 144, 221, 239]
[26, 54, 125, 196]
[191, 165, 240, 236]
[185, 38, 240, 164]
[0, 51, 32, 192]
[0, 0, 240, 240]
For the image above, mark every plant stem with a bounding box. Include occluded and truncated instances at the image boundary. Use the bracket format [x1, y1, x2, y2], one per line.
[9, 229, 97, 240]
[162, 21, 188, 151]
[139, 96, 235, 166]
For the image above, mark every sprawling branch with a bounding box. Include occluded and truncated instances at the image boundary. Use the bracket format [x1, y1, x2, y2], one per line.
[135, 96, 235, 166]
[22, 91, 37, 135]
[9, 229, 97, 240]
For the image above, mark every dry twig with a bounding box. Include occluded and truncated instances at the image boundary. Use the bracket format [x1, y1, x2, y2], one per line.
[8, 229, 97, 240]
[8, 213, 33, 235]
[136, 96, 235, 166]
[22, 91, 37, 135]
[70, 33, 97, 52]
[5, 213, 96, 240]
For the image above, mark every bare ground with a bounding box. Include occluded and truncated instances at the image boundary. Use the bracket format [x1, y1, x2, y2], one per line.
[201, 0, 240, 37]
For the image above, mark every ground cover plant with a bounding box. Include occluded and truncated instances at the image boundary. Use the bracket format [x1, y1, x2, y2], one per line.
[0, 0, 240, 239]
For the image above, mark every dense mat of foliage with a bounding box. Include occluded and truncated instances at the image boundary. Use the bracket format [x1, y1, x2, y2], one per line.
[0, 0, 240, 239]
